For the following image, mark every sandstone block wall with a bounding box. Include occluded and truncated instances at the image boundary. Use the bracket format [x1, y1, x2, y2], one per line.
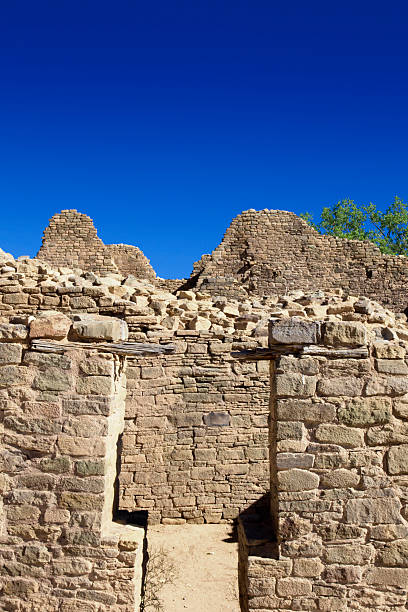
[106, 244, 156, 281]
[37, 210, 156, 280]
[192, 209, 408, 312]
[120, 331, 270, 524]
[37, 210, 119, 274]
[0, 322, 144, 611]
[34, 207, 408, 314]
[240, 318, 408, 611]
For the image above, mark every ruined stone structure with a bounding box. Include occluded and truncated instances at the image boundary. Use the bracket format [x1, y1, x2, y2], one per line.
[37, 210, 156, 280]
[2, 209, 408, 610]
[106, 244, 156, 281]
[192, 209, 408, 312]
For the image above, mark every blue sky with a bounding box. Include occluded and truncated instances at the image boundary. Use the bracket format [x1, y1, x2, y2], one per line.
[1, 1, 408, 278]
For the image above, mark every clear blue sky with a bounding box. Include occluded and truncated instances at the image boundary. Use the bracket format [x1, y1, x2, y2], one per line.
[1, 1, 408, 278]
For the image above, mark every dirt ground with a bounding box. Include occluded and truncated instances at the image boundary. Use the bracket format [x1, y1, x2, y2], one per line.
[145, 524, 241, 611]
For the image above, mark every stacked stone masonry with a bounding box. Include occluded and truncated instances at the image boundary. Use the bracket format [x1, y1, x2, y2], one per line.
[2, 207, 408, 609]
[240, 317, 408, 611]
[37, 210, 156, 280]
[192, 209, 408, 312]
[0, 314, 144, 611]
[36, 207, 408, 313]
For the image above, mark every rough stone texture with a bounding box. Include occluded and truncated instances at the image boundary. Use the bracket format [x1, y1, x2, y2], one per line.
[0, 329, 143, 611]
[191, 208, 408, 312]
[2, 209, 408, 610]
[37, 209, 119, 274]
[106, 244, 156, 280]
[239, 316, 408, 612]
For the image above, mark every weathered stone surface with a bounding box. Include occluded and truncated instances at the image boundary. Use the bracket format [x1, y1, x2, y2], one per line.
[324, 565, 362, 584]
[0, 323, 27, 341]
[320, 469, 360, 489]
[387, 444, 408, 474]
[276, 577, 312, 596]
[376, 539, 408, 567]
[79, 356, 113, 376]
[0, 365, 25, 388]
[276, 453, 315, 470]
[269, 318, 319, 345]
[323, 321, 367, 347]
[277, 400, 336, 423]
[0, 343, 22, 364]
[376, 358, 408, 375]
[33, 368, 71, 391]
[277, 469, 319, 491]
[323, 543, 373, 565]
[292, 558, 324, 577]
[29, 311, 71, 339]
[317, 376, 364, 397]
[366, 567, 408, 588]
[373, 341, 405, 359]
[277, 421, 304, 441]
[315, 425, 364, 448]
[276, 373, 317, 397]
[346, 498, 402, 524]
[71, 317, 128, 341]
[76, 376, 113, 396]
[338, 397, 392, 426]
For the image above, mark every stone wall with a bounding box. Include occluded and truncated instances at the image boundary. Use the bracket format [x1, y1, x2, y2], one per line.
[0, 315, 144, 611]
[120, 332, 270, 524]
[37, 210, 118, 275]
[106, 244, 156, 281]
[34, 207, 408, 313]
[192, 209, 408, 312]
[239, 317, 408, 611]
[2, 248, 408, 608]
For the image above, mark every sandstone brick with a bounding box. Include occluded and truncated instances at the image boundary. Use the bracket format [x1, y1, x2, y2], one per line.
[71, 317, 128, 341]
[315, 425, 364, 448]
[277, 468, 319, 491]
[58, 435, 105, 457]
[59, 492, 104, 510]
[366, 567, 408, 588]
[323, 543, 373, 565]
[0, 323, 27, 341]
[376, 358, 408, 374]
[0, 365, 25, 388]
[43, 507, 70, 523]
[293, 558, 324, 577]
[0, 343, 22, 364]
[52, 558, 93, 575]
[324, 565, 362, 584]
[346, 497, 402, 524]
[277, 400, 336, 423]
[276, 373, 317, 397]
[276, 577, 312, 596]
[338, 397, 391, 426]
[79, 356, 114, 376]
[323, 321, 367, 346]
[317, 376, 364, 397]
[376, 539, 408, 567]
[387, 444, 408, 474]
[373, 341, 405, 359]
[76, 375, 113, 395]
[269, 318, 319, 344]
[320, 469, 360, 489]
[276, 453, 315, 470]
[33, 368, 71, 391]
[29, 312, 71, 339]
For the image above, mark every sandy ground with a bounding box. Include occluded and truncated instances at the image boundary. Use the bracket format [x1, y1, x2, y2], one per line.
[145, 524, 241, 612]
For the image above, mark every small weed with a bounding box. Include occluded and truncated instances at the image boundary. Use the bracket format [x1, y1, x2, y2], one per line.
[140, 546, 178, 611]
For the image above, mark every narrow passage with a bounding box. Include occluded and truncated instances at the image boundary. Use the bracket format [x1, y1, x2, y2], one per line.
[145, 524, 240, 611]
